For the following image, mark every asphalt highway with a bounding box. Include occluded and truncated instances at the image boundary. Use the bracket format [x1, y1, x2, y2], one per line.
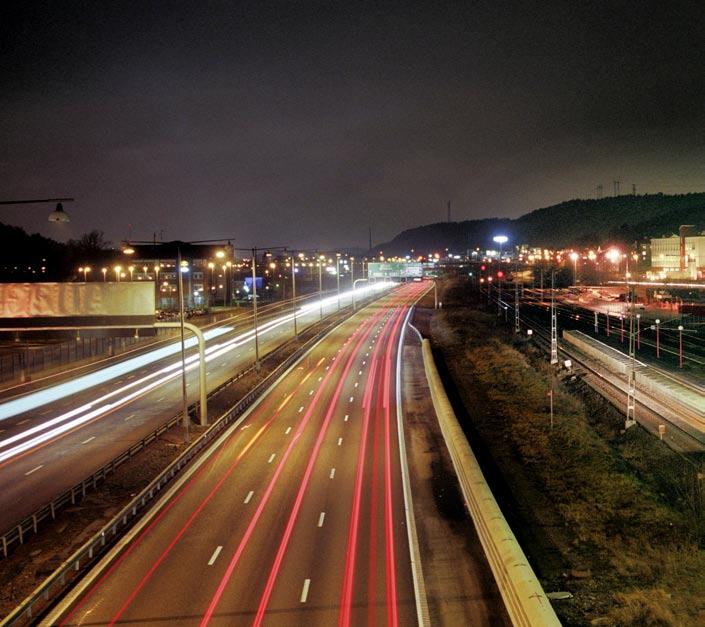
[0, 284, 390, 533]
[46, 281, 429, 626]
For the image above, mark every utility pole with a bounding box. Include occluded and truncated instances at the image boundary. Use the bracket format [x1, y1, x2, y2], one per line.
[514, 273, 520, 333]
[626, 285, 637, 428]
[550, 271, 558, 365]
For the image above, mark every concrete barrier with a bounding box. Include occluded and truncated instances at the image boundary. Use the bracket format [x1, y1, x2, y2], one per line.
[421, 339, 560, 627]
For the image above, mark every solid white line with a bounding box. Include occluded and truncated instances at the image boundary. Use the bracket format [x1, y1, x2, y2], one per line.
[300, 578, 311, 602]
[268, 453, 276, 463]
[285, 426, 292, 434]
[329, 468, 336, 479]
[208, 545, 223, 566]
[244, 490, 254, 504]
[81, 436, 95, 445]
[25, 464, 43, 476]
[337, 437, 343, 446]
[317, 512, 325, 527]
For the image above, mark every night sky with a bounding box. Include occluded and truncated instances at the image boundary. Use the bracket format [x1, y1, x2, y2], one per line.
[2, 1, 704, 250]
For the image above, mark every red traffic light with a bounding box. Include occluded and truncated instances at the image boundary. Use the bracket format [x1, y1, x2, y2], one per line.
[497, 270, 505, 278]
[480, 265, 486, 271]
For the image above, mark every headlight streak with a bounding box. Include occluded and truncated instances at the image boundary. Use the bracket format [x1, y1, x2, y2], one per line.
[0, 283, 393, 464]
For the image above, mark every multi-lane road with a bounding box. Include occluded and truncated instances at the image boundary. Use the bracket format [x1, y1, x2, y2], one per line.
[45, 281, 428, 626]
[0, 284, 390, 533]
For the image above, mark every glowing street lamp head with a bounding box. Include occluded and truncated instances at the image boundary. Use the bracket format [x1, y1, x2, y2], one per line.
[606, 248, 621, 263]
[569, 252, 579, 262]
[492, 235, 508, 245]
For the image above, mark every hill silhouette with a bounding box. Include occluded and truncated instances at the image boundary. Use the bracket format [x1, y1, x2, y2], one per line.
[375, 193, 705, 255]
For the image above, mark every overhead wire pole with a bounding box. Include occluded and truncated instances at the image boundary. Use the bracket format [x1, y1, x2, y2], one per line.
[626, 267, 637, 428]
[514, 272, 520, 333]
[550, 271, 558, 365]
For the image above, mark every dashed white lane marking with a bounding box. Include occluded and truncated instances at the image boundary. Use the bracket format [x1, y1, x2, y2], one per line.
[208, 546, 223, 566]
[25, 465, 43, 476]
[309, 390, 314, 396]
[344, 415, 349, 422]
[317, 512, 326, 527]
[318, 376, 323, 382]
[81, 436, 95, 445]
[354, 382, 359, 388]
[244, 490, 254, 504]
[285, 426, 292, 434]
[365, 352, 369, 357]
[298, 406, 304, 413]
[268, 453, 276, 464]
[206, 372, 211, 376]
[241, 424, 251, 430]
[362, 360, 366, 365]
[300, 579, 311, 603]
[358, 370, 363, 375]
[156, 396, 165, 402]
[329, 468, 336, 479]
[40, 408, 51, 415]
[337, 437, 343, 446]
[326, 366, 330, 370]
[17, 419, 29, 426]
[349, 396, 354, 403]
[124, 413, 136, 421]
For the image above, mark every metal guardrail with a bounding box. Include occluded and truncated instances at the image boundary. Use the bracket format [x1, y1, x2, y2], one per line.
[1, 296, 376, 626]
[421, 338, 561, 627]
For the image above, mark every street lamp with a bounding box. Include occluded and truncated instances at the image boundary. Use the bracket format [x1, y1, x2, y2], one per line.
[128, 265, 134, 281]
[493, 235, 508, 315]
[336, 253, 341, 310]
[636, 313, 641, 350]
[655, 318, 661, 357]
[318, 254, 325, 321]
[678, 325, 684, 368]
[78, 266, 91, 282]
[290, 254, 298, 336]
[113, 265, 122, 282]
[101, 267, 107, 282]
[569, 251, 579, 285]
[0, 197, 73, 223]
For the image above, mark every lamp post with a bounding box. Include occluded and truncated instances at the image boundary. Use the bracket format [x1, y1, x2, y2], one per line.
[114, 265, 122, 282]
[493, 235, 508, 316]
[318, 254, 324, 321]
[678, 325, 684, 368]
[570, 251, 579, 285]
[251, 249, 260, 369]
[336, 253, 341, 310]
[128, 265, 134, 281]
[291, 254, 298, 337]
[655, 318, 661, 358]
[636, 314, 641, 349]
[101, 267, 107, 282]
[78, 266, 91, 282]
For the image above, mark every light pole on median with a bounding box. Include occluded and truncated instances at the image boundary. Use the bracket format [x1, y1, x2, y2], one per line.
[655, 318, 661, 357]
[290, 254, 298, 337]
[678, 325, 684, 368]
[251, 248, 260, 370]
[336, 253, 341, 310]
[176, 248, 190, 442]
[353, 278, 368, 311]
[318, 254, 324, 321]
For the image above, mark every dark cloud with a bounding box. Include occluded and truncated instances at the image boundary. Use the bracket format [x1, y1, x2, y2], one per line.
[2, 0, 705, 250]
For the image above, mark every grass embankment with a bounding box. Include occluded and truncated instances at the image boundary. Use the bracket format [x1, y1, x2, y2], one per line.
[429, 279, 705, 626]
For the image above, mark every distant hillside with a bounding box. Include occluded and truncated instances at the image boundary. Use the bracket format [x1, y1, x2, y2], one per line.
[376, 193, 705, 254]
